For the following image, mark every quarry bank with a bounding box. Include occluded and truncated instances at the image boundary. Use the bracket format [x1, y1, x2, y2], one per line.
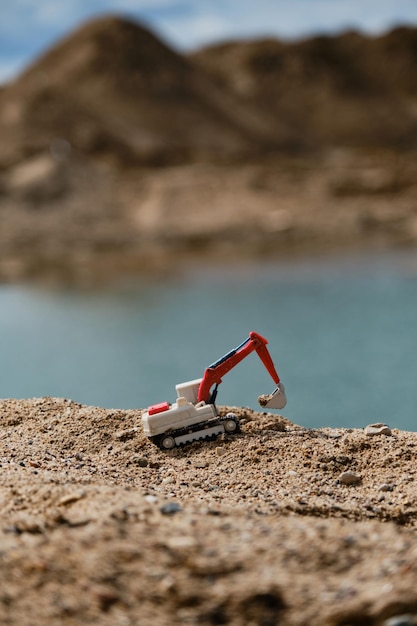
[1, 18, 417, 283]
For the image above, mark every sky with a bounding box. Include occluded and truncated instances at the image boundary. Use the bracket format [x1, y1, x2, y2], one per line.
[1, 0, 417, 83]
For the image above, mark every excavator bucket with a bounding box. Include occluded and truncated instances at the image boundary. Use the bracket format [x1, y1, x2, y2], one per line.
[258, 384, 287, 410]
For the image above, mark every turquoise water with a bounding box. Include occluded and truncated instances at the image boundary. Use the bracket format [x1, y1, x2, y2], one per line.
[1, 249, 417, 431]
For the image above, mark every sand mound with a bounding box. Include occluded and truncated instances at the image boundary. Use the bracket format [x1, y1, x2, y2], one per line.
[0, 397, 416, 625]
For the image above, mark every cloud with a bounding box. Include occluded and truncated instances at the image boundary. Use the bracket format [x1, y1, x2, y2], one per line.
[1, 0, 417, 82]
[152, 13, 232, 49]
[179, 0, 417, 42]
[129, 0, 417, 49]
[0, 59, 25, 84]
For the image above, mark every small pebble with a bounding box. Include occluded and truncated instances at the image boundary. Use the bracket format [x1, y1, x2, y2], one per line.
[194, 460, 209, 468]
[365, 423, 392, 436]
[58, 491, 86, 506]
[338, 471, 361, 486]
[89, 584, 119, 611]
[379, 483, 394, 492]
[383, 616, 416, 626]
[216, 447, 226, 456]
[114, 428, 138, 441]
[160, 502, 182, 516]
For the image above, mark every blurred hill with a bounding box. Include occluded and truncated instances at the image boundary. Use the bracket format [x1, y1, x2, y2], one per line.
[0, 16, 417, 283]
[192, 27, 417, 150]
[0, 15, 294, 169]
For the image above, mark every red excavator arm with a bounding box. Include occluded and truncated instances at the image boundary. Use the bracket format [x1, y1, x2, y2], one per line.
[197, 331, 286, 409]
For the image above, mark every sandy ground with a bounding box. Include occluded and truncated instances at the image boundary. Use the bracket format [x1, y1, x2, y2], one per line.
[0, 397, 417, 625]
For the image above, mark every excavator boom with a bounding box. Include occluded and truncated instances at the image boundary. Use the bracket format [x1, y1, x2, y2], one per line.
[197, 331, 286, 409]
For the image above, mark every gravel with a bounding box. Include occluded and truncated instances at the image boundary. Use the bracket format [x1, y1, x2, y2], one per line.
[0, 397, 417, 625]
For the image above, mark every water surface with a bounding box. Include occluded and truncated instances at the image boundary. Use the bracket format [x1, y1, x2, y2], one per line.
[1, 249, 417, 431]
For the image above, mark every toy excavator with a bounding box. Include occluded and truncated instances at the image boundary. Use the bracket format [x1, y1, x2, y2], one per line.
[142, 331, 287, 450]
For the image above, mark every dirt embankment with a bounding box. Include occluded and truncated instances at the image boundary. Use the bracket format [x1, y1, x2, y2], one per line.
[1, 397, 417, 625]
[1, 153, 417, 285]
[1, 17, 417, 284]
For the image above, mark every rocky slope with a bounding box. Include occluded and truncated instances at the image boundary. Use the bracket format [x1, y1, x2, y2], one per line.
[0, 397, 417, 625]
[191, 27, 417, 151]
[0, 16, 281, 169]
[2, 18, 417, 167]
[0, 17, 417, 283]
